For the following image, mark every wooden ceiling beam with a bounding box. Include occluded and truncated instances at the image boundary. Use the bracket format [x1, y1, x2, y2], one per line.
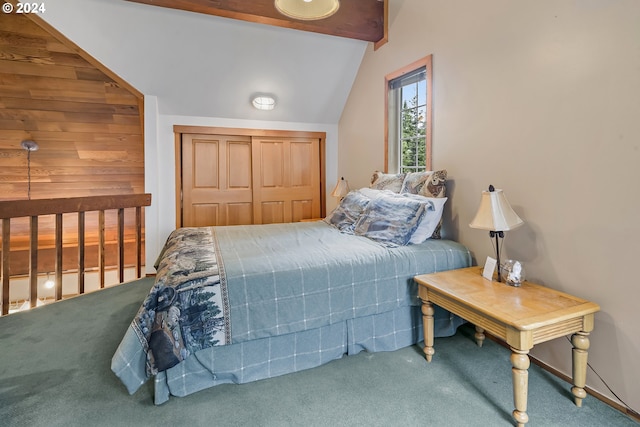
[125, 0, 386, 44]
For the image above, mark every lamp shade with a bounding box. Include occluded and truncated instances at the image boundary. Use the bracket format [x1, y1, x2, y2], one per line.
[331, 177, 349, 198]
[469, 188, 523, 231]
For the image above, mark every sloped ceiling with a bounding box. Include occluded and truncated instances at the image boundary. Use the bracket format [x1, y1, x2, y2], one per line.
[39, 0, 368, 124]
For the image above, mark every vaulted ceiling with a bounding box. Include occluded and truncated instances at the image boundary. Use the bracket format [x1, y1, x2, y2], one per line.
[39, 0, 371, 124]
[125, 0, 387, 45]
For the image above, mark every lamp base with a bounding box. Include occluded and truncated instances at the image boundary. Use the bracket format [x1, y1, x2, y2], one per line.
[489, 230, 504, 282]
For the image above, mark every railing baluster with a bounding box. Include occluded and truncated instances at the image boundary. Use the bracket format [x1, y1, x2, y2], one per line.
[0, 194, 151, 316]
[29, 216, 38, 308]
[2, 219, 10, 315]
[55, 213, 63, 301]
[78, 212, 85, 295]
[118, 208, 124, 283]
[98, 210, 105, 289]
[135, 206, 142, 278]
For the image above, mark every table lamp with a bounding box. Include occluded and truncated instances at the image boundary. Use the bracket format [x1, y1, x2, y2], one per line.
[331, 177, 350, 200]
[469, 185, 523, 282]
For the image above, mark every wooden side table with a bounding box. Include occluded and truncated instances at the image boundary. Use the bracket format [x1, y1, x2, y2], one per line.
[414, 267, 600, 427]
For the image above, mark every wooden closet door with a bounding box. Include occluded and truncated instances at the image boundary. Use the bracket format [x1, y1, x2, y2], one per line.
[182, 134, 253, 226]
[252, 137, 321, 224]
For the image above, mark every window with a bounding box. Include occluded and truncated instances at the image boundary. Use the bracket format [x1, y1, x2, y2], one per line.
[385, 55, 432, 173]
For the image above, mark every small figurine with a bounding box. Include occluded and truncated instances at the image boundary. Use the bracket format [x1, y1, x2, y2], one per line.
[501, 260, 525, 287]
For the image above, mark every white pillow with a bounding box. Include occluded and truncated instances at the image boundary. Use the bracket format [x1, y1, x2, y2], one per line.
[409, 197, 448, 244]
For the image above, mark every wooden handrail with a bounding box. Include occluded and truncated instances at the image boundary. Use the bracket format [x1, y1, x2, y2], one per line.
[0, 194, 152, 218]
[0, 194, 152, 315]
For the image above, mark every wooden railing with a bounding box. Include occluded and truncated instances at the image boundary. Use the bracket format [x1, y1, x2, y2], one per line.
[0, 194, 152, 315]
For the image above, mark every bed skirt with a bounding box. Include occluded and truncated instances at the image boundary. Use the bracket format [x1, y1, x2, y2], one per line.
[153, 304, 464, 404]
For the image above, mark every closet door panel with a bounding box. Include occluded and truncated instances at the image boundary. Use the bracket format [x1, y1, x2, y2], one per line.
[289, 141, 314, 187]
[182, 134, 252, 226]
[193, 141, 219, 188]
[291, 199, 314, 222]
[226, 203, 253, 225]
[192, 204, 219, 227]
[228, 142, 252, 189]
[260, 201, 285, 224]
[257, 141, 285, 188]
[252, 137, 320, 224]
[179, 129, 323, 227]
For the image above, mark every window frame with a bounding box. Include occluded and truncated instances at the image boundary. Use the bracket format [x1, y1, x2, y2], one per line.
[384, 55, 433, 173]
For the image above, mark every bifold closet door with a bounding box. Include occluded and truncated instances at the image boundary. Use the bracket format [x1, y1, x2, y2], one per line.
[181, 134, 253, 226]
[252, 137, 321, 224]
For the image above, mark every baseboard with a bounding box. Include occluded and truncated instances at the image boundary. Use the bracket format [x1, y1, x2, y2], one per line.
[528, 356, 640, 423]
[485, 334, 640, 423]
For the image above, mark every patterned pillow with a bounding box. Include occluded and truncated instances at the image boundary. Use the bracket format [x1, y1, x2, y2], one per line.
[418, 169, 447, 198]
[324, 190, 372, 233]
[402, 169, 446, 238]
[401, 169, 447, 197]
[353, 192, 428, 246]
[370, 171, 406, 193]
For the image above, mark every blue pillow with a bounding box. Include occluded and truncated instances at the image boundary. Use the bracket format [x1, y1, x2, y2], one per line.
[353, 193, 427, 246]
[324, 190, 372, 233]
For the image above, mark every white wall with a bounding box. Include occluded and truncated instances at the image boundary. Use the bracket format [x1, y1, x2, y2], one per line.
[339, 0, 640, 414]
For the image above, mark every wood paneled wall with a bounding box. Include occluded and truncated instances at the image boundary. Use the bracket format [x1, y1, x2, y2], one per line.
[0, 8, 145, 280]
[0, 10, 144, 201]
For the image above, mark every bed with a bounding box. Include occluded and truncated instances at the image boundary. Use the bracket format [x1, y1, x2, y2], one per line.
[111, 171, 472, 404]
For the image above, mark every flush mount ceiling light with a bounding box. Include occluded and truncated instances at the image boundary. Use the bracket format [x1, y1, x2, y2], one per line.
[275, 0, 340, 21]
[252, 95, 276, 111]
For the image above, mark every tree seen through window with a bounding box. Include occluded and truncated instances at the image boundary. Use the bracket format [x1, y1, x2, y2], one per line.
[400, 78, 427, 173]
[385, 55, 432, 174]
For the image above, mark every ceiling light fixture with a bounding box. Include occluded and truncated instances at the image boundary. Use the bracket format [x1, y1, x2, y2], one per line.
[275, 0, 340, 21]
[21, 139, 39, 200]
[252, 95, 276, 111]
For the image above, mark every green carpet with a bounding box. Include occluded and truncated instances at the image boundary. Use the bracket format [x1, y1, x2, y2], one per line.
[0, 278, 637, 427]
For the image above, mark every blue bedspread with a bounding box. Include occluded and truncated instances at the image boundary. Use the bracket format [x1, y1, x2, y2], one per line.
[218, 222, 469, 341]
[112, 221, 471, 398]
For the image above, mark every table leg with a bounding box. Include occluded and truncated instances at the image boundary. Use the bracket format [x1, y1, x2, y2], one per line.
[571, 332, 590, 407]
[510, 348, 530, 426]
[421, 300, 435, 362]
[474, 325, 486, 347]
